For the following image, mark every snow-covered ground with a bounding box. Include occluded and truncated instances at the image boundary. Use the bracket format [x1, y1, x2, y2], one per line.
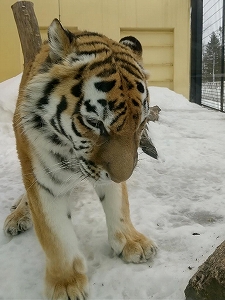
[0, 75, 225, 300]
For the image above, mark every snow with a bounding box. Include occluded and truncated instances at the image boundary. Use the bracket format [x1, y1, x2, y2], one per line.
[0, 75, 225, 300]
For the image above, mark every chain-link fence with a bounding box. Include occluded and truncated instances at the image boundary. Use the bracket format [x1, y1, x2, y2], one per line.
[202, 0, 225, 111]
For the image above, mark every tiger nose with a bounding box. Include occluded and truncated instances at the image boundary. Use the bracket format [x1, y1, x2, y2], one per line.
[105, 154, 137, 183]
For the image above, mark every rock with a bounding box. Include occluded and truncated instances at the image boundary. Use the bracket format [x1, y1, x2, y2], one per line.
[139, 106, 161, 159]
[185, 241, 225, 300]
[148, 105, 161, 122]
[140, 128, 158, 159]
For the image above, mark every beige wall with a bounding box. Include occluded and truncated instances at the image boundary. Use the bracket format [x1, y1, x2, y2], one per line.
[0, 0, 190, 98]
[0, 0, 21, 81]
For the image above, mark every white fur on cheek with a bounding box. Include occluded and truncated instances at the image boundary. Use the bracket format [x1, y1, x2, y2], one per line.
[81, 77, 115, 130]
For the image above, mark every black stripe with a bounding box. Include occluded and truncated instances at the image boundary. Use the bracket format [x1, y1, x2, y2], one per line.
[73, 144, 90, 151]
[70, 57, 79, 63]
[89, 56, 112, 71]
[32, 114, 47, 130]
[97, 99, 107, 107]
[78, 41, 109, 48]
[80, 156, 98, 173]
[77, 115, 90, 130]
[57, 96, 68, 116]
[115, 56, 143, 78]
[39, 55, 52, 73]
[79, 158, 100, 180]
[115, 101, 125, 110]
[85, 119, 108, 137]
[96, 68, 117, 78]
[120, 64, 143, 80]
[132, 99, 140, 107]
[56, 96, 68, 137]
[47, 134, 65, 145]
[73, 96, 83, 115]
[84, 100, 98, 114]
[44, 171, 62, 185]
[50, 118, 61, 134]
[71, 122, 82, 137]
[108, 100, 116, 111]
[37, 96, 49, 110]
[74, 66, 86, 80]
[103, 106, 108, 120]
[112, 41, 129, 51]
[77, 48, 109, 56]
[95, 80, 116, 93]
[37, 181, 55, 197]
[113, 49, 136, 62]
[117, 116, 126, 132]
[53, 152, 67, 164]
[52, 152, 77, 172]
[71, 81, 83, 98]
[110, 108, 127, 126]
[75, 32, 103, 39]
[116, 49, 137, 62]
[39, 159, 63, 185]
[123, 76, 134, 90]
[44, 78, 60, 95]
[37, 78, 60, 110]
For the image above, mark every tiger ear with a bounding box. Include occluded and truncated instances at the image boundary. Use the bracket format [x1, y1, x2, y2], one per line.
[119, 36, 149, 79]
[48, 19, 74, 61]
[119, 36, 143, 60]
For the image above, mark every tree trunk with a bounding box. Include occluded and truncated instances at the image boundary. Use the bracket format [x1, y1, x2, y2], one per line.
[11, 1, 42, 67]
[185, 241, 225, 300]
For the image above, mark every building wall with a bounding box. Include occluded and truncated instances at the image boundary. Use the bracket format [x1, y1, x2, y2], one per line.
[0, 0, 190, 98]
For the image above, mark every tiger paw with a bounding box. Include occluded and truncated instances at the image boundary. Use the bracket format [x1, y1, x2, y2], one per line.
[45, 258, 89, 300]
[3, 210, 32, 236]
[110, 229, 157, 263]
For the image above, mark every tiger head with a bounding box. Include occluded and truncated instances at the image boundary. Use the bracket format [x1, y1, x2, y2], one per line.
[23, 19, 150, 185]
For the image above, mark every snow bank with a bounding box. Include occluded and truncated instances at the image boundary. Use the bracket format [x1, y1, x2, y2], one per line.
[0, 76, 225, 300]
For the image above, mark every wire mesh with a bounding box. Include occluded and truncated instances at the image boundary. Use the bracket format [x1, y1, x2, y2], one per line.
[202, 0, 224, 111]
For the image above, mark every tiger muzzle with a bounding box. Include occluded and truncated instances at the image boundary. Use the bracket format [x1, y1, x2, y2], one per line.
[95, 136, 138, 183]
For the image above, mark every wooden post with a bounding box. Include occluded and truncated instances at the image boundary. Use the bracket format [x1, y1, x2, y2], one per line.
[11, 1, 42, 67]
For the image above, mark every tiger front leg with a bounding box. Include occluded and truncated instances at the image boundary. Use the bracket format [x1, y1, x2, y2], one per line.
[27, 187, 88, 300]
[95, 182, 157, 263]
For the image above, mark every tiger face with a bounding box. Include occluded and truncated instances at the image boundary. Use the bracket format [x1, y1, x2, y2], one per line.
[22, 19, 150, 186]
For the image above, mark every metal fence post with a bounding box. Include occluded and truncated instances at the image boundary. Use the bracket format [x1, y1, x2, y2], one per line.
[220, 0, 225, 112]
[190, 0, 203, 104]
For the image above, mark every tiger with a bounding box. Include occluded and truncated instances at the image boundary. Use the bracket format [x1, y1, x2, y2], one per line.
[3, 19, 157, 300]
